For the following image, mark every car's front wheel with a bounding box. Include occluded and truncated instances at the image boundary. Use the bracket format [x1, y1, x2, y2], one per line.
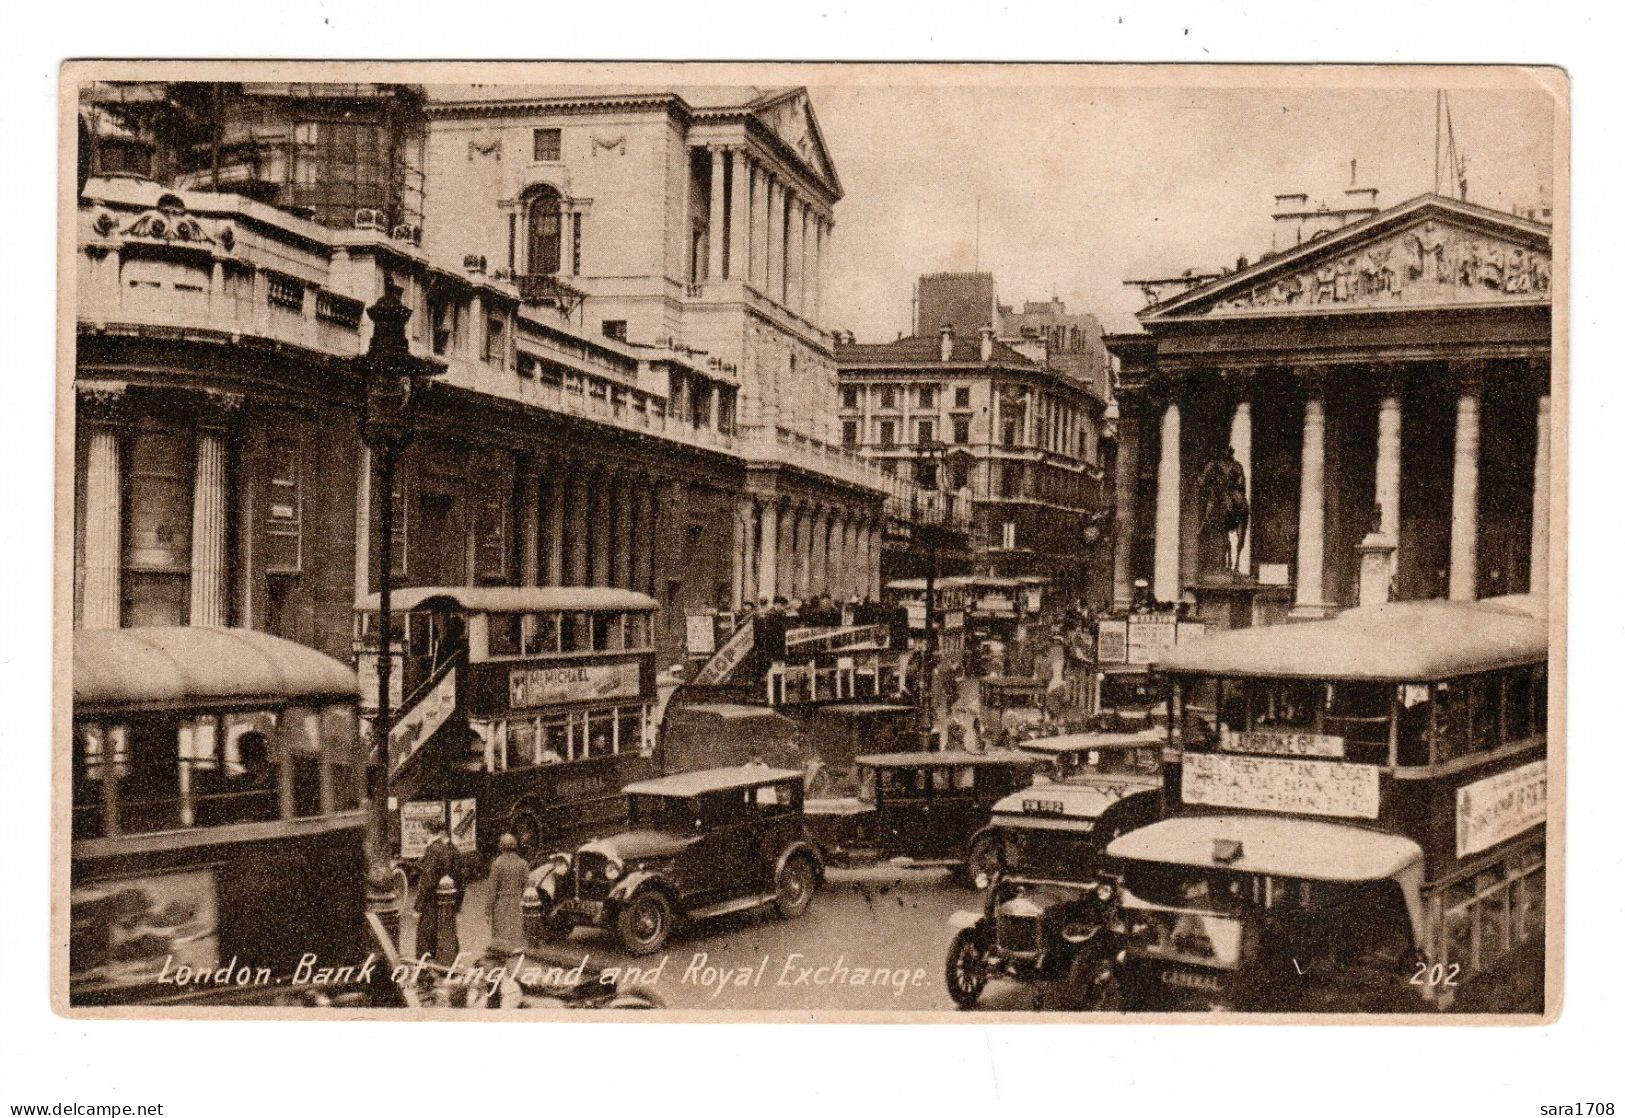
[615, 889, 674, 956]
[945, 927, 990, 1009]
[773, 854, 817, 919]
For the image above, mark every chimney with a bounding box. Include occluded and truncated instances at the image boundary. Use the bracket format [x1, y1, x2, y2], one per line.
[979, 324, 995, 362]
[939, 324, 955, 362]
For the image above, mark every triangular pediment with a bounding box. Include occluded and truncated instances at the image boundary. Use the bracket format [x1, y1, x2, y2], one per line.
[1140, 195, 1551, 322]
[749, 89, 841, 198]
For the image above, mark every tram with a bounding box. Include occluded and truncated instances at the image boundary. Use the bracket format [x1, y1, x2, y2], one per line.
[353, 587, 661, 862]
[69, 627, 394, 1007]
[1106, 595, 1549, 1012]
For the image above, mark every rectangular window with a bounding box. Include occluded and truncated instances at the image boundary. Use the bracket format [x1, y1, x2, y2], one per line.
[878, 420, 896, 449]
[841, 386, 859, 410]
[916, 419, 935, 445]
[533, 128, 562, 162]
[879, 387, 897, 410]
[431, 299, 455, 356]
[601, 320, 628, 342]
[955, 386, 971, 408]
[265, 436, 302, 573]
[484, 316, 506, 364]
[952, 416, 970, 444]
[842, 421, 859, 449]
[917, 386, 936, 409]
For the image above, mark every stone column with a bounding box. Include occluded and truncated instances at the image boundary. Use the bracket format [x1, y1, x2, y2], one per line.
[810, 506, 828, 596]
[1374, 368, 1404, 546]
[765, 178, 782, 304]
[634, 481, 657, 596]
[1530, 390, 1552, 602]
[742, 502, 759, 607]
[1111, 402, 1143, 612]
[730, 503, 748, 610]
[614, 473, 635, 589]
[545, 468, 566, 586]
[189, 391, 241, 628]
[785, 194, 803, 312]
[750, 166, 768, 291]
[568, 472, 591, 585]
[1292, 370, 1331, 617]
[1152, 387, 1182, 605]
[779, 502, 798, 599]
[519, 461, 541, 586]
[1448, 364, 1483, 602]
[728, 151, 751, 281]
[809, 216, 823, 324]
[591, 469, 614, 588]
[707, 147, 727, 283]
[868, 521, 882, 599]
[829, 512, 846, 599]
[79, 383, 127, 629]
[757, 498, 780, 602]
[1223, 371, 1255, 576]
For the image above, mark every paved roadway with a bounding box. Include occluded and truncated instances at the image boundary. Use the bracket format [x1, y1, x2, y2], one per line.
[409, 864, 1045, 1012]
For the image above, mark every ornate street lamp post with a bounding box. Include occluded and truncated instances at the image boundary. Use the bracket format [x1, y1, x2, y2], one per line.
[355, 280, 442, 931]
[913, 438, 946, 751]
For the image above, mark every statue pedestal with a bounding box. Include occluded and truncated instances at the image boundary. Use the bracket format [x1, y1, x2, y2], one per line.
[1188, 575, 1292, 631]
[1356, 532, 1397, 607]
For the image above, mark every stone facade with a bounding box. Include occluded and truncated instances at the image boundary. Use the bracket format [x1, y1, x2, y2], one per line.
[1106, 193, 1552, 619]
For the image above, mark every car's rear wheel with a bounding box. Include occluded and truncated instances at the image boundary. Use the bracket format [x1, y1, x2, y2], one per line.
[615, 889, 674, 956]
[773, 854, 817, 919]
[945, 927, 990, 1009]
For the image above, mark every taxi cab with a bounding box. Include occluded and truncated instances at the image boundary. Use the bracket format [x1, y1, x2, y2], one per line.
[943, 780, 1135, 1010]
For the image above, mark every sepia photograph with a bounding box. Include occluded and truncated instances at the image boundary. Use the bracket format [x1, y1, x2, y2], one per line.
[53, 60, 1562, 1025]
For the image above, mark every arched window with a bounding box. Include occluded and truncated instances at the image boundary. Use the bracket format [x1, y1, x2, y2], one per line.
[526, 185, 562, 276]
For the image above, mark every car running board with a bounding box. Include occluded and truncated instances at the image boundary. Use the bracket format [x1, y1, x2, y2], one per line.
[688, 893, 779, 920]
[890, 856, 963, 869]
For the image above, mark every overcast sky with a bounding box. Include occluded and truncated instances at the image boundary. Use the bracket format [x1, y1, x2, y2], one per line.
[807, 78, 1557, 339]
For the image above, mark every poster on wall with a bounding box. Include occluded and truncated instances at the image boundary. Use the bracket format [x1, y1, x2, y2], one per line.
[69, 869, 220, 994]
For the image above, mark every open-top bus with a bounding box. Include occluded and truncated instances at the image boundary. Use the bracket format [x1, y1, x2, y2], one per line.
[69, 626, 396, 1007]
[1106, 595, 1548, 1012]
[353, 587, 661, 865]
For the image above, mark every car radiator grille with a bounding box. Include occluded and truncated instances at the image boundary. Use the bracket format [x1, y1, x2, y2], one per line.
[573, 851, 613, 901]
[997, 912, 1041, 955]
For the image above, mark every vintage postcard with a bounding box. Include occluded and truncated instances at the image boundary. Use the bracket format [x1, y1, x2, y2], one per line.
[54, 60, 1565, 1022]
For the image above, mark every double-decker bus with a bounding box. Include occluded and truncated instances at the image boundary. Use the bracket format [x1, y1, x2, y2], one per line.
[1106, 595, 1549, 1013]
[69, 627, 396, 1008]
[353, 587, 661, 864]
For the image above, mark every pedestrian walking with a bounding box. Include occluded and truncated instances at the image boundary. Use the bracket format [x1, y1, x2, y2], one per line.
[486, 832, 529, 953]
[412, 814, 462, 959]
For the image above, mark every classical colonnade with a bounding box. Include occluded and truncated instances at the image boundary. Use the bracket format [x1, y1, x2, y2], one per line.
[1114, 360, 1552, 613]
[732, 495, 882, 610]
[701, 144, 830, 323]
[514, 460, 666, 595]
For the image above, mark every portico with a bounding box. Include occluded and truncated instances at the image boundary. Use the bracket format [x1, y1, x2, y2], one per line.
[1106, 194, 1552, 620]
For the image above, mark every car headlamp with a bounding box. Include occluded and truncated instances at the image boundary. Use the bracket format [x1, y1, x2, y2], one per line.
[1095, 883, 1114, 902]
[546, 852, 572, 872]
[603, 860, 623, 882]
[974, 871, 991, 890]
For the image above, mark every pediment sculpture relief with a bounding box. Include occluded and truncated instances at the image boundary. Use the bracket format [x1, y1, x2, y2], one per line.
[1209, 220, 1550, 314]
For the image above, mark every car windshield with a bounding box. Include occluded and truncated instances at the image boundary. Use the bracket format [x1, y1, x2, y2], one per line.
[626, 793, 700, 832]
[1051, 746, 1160, 781]
[1001, 826, 1098, 880]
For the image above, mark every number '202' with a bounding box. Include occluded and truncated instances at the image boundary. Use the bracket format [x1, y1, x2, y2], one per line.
[1409, 961, 1460, 987]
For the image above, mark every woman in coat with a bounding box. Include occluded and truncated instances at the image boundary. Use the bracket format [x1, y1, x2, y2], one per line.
[485, 832, 530, 953]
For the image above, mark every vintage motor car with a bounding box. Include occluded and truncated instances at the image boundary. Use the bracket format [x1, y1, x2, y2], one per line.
[804, 751, 1037, 884]
[943, 786, 1130, 1010]
[529, 765, 822, 955]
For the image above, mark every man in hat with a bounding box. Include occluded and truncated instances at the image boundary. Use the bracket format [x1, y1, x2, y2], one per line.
[1130, 578, 1155, 613]
[412, 813, 462, 959]
[485, 832, 530, 954]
